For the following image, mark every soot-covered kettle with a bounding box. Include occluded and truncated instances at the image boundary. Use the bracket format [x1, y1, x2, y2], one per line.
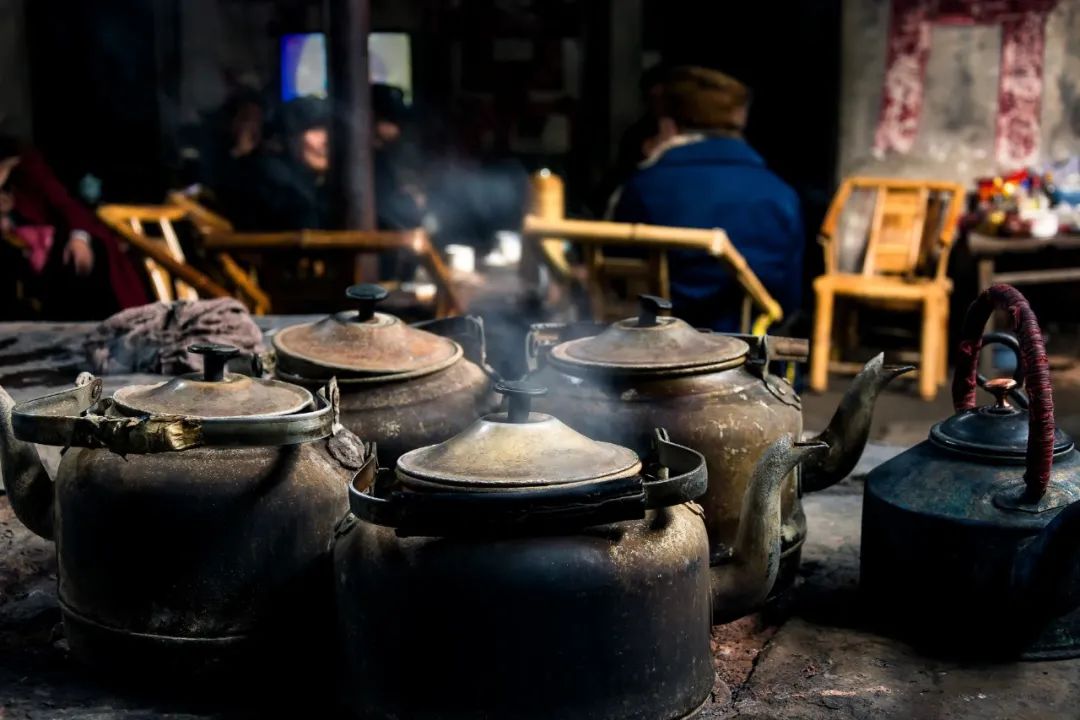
[862, 285, 1080, 659]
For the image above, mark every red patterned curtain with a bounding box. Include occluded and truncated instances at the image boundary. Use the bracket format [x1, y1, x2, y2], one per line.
[872, 0, 1058, 168]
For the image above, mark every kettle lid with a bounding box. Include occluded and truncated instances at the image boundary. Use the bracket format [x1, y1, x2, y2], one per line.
[930, 377, 1075, 462]
[396, 381, 641, 489]
[548, 295, 748, 376]
[272, 285, 461, 380]
[112, 344, 314, 419]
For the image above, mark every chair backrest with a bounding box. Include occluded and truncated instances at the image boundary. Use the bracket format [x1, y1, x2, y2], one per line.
[98, 204, 204, 303]
[863, 184, 928, 277]
[821, 177, 966, 280]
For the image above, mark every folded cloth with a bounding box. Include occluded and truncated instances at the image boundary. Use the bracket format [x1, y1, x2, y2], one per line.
[84, 298, 264, 375]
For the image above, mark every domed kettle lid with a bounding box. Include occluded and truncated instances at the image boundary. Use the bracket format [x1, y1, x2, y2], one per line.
[396, 381, 641, 489]
[272, 284, 461, 380]
[112, 344, 314, 419]
[548, 295, 748, 376]
[931, 377, 1075, 462]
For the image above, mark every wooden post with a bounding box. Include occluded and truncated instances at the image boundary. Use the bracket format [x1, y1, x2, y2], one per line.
[327, 0, 378, 281]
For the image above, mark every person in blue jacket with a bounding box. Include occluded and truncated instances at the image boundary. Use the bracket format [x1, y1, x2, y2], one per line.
[611, 66, 803, 333]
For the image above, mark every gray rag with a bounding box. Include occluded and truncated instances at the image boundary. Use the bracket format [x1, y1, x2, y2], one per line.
[84, 298, 264, 375]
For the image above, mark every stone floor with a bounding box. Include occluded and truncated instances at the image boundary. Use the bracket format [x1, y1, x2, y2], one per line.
[2, 320, 1080, 718]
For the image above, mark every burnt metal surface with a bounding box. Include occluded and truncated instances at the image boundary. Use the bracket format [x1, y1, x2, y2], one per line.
[862, 439, 1080, 659]
[530, 361, 806, 595]
[530, 316, 906, 619]
[0, 324, 363, 684]
[549, 315, 749, 376]
[290, 357, 497, 469]
[272, 285, 462, 378]
[396, 411, 641, 488]
[272, 295, 498, 469]
[862, 293, 1080, 660]
[335, 387, 714, 718]
[335, 503, 715, 720]
[113, 374, 312, 419]
[0, 434, 359, 683]
[11, 379, 337, 452]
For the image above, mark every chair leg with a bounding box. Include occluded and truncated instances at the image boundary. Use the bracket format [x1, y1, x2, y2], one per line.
[938, 297, 949, 386]
[920, 295, 941, 401]
[810, 286, 834, 393]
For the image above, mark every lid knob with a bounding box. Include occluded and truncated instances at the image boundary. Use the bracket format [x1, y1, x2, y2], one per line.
[495, 380, 548, 423]
[189, 343, 240, 382]
[986, 377, 1018, 411]
[346, 284, 389, 322]
[638, 294, 672, 327]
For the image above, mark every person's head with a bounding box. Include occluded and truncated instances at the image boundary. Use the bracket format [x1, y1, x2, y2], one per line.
[281, 96, 330, 173]
[639, 63, 670, 115]
[654, 66, 751, 144]
[372, 84, 409, 149]
[223, 91, 264, 156]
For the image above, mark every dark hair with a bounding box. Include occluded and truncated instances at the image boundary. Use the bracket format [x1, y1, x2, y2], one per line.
[639, 63, 670, 94]
[223, 89, 263, 116]
[372, 84, 409, 124]
[280, 96, 330, 137]
[0, 134, 21, 162]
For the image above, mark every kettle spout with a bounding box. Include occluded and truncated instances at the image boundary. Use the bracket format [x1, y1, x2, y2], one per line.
[802, 353, 914, 493]
[711, 435, 827, 623]
[0, 386, 54, 540]
[1013, 499, 1080, 622]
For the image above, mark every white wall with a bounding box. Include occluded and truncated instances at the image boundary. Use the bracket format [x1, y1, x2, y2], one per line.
[838, 0, 1080, 183]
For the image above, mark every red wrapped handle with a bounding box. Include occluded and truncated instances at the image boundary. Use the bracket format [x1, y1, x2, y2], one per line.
[952, 284, 1054, 500]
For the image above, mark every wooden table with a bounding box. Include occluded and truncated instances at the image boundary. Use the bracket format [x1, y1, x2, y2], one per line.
[969, 232, 1080, 292]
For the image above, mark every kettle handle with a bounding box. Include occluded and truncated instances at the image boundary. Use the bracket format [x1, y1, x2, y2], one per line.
[952, 284, 1055, 500]
[346, 432, 707, 537]
[11, 376, 336, 452]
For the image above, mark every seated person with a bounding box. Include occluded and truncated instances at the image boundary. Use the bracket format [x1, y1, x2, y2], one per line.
[247, 96, 332, 231]
[612, 66, 803, 332]
[0, 137, 147, 320]
[209, 90, 272, 231]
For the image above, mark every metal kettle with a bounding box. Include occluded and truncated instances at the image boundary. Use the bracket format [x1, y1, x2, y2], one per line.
[862, 285, 1080, 659]
[0, 343, 368, 679]
[334, 380, 716, 719]
[527, 294, 911, 619]
[271, 284, 497, 467]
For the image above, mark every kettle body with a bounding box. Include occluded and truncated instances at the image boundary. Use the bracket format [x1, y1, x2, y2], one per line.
[335, 504, 714, 720]
[862, 285, 1080, 659]
[334, 382, 715, 719]
[1, 345, 364, 680]
[528, 298, 909, 612]
[530, 360, 805, 592]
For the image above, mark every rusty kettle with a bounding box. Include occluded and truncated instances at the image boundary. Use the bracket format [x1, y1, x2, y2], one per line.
[0, 344, 367, 679]
[271, 284, 497, 467]
[334, 379, 826, 719]
[528, 295, 911, 620]
[862, 285, 1080, 659]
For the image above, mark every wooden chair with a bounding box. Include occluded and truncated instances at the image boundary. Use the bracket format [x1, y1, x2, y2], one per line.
[165, 192, 272, 314]
[522, 215, 783, 334]
[198, 226, 463, 318]
[810, 177, 965, 401]
[523, 171, 780, 332]
[98, 204, 208, 303]
[98, 202, 271, 314]
[162, 193, 463, 317]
